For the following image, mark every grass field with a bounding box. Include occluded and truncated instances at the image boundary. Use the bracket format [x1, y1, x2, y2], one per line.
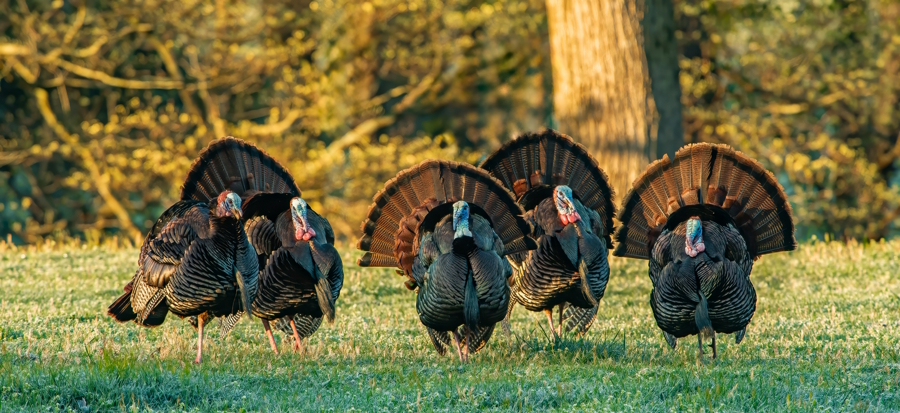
[0, 240, 898, 412]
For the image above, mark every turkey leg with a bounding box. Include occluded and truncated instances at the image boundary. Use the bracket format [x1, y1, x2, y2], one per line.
[557, 304, 566, 336]
[193, 316, 204, 364]
[262, 319, 278, 354]
[544, 309, 558, 340]
[289, 318, 304, 353]
[463, 329, 471, 362]
[697, 333, 718, 360]
[451, 330, 465, 362]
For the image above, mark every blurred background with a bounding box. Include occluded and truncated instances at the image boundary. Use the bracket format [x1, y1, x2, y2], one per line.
[0, 0, 898, 245]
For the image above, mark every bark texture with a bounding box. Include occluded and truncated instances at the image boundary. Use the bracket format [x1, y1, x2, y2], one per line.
[545, 0, 684, 193]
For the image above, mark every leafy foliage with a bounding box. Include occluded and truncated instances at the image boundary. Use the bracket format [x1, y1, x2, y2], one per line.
[676, 0, 900, 240]
[0, 0, 549, 243]
[2, 0, 900, 243]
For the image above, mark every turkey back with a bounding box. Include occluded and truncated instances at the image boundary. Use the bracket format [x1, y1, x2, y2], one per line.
[357, 160, 536, 286]
[180, 136, 300, 202]
[614, 143, 796, 260]
[478, 129, 616, 244]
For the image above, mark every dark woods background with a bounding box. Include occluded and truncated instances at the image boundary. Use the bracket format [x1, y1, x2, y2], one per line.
[0, 0, 898, 244]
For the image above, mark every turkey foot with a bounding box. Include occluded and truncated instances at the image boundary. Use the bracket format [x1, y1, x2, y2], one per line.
[289, 318, 304, 353]
[262, 319, 278, 354]
[697, 334, 704, 359]
[194, 316, 205, 364]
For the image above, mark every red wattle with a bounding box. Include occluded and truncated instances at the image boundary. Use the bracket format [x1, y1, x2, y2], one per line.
[296, 227, 317, 241]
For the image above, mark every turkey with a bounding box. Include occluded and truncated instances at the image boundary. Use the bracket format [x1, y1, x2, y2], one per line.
[479, 130, 616, 338]
[613, 143, 796, 358]
[108, 136, 298, 363]
[357, 160, 536, 361]
[244, 193, 343, 354]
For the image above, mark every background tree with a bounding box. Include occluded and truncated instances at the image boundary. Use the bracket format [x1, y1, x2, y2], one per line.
[0, 0, 552, 243]
[544, 0, 684, 193]
[2, 0, 900, 243]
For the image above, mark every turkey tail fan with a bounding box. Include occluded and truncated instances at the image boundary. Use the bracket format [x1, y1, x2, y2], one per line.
[357, 160, 536, 284]
[461, 324, 496, 354]
[274, 314, 323, 339]
[180, 136, 301, 202]
[479, 129, 616, 242]
[107, 289, 137, 322]
[562, 304, 598, 335]
[241, 193, 296, 223]
[218, 311, 243, 336]
[614, 143, 796, 260]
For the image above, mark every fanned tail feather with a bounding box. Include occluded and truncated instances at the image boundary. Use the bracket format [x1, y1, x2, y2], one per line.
[614, 143, 796, 260]
[139, 289, 168, 326]
[274, 314, 323, 339]
[107, 290, 137, 322]
[562, 304, 598, 335]
[460, 324, 496, 354]
[357, 160, 536, 286]
[219, 311, 243, 336]
[479, 129, 616, 243]
[426, 327, 451, 356]
[180, 136, 300, 202]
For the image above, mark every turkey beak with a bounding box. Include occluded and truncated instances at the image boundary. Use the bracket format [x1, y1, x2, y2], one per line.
[230, 205, 242, 220]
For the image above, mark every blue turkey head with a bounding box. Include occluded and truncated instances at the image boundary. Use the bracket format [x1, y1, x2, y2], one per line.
[684, 216, 706, 257]
[452, 201, 473, 239]
[291, 197, 317, 241]
[216, 191, 242, 219]
[554, 185, 581, 226]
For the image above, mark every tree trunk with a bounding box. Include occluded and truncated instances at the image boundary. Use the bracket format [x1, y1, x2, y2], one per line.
[545, 0, 683, 194]
[643, 0, 684, 159]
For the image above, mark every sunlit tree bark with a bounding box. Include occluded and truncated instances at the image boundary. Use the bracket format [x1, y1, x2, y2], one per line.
[545, 0, 683, 193]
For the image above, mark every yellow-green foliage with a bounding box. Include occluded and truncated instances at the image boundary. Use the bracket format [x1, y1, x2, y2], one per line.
[677, 0, 900, 239]
[0, 0, 549, 243]
[3, 0, 900, 243]
[290, 133, 481, 237]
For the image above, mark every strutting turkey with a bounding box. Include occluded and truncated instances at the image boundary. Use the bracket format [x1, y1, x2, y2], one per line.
[613, 143, 796, 358]
[244, 192, 343, 354]
[357, 160, 536, 361]
[479, 130, 616, 338]
[107, 136, 307, 363]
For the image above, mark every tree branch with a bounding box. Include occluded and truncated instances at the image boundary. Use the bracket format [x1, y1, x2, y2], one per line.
[297, 116, 396, 175]
[246, 109, 305, 136]
[54, 58, 183, 89]
[148, 37, 202, 117]
[6, 56, 38, 83]
[0, 43, 31, 56]
[877, 130, 900, 169]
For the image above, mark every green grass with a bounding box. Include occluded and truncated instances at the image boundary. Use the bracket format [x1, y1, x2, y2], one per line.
[0, 241, 898, 412]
